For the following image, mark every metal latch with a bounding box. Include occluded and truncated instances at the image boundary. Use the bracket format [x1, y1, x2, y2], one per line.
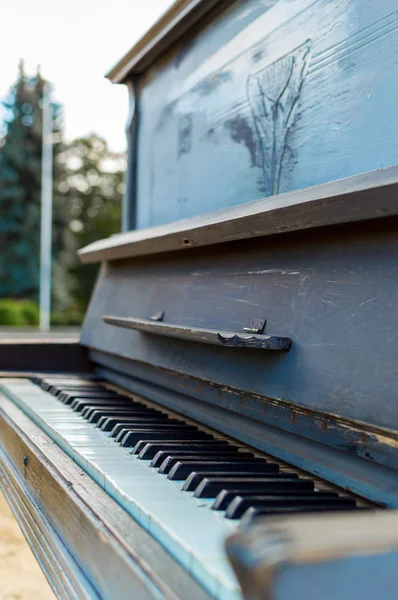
[243, 319, 266, 334]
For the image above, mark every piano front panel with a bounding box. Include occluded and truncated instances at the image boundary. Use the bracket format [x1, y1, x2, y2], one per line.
[82, 219, 398, 438]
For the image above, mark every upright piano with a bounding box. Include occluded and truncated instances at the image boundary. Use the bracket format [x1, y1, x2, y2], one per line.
[1, 1, 398, 599]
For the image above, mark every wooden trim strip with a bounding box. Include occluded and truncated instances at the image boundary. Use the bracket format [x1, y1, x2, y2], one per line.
[0, 457, 96, 600]
[103, 315, 292, 350]
[79, 166, 398, 264]
[106, 0, 223, 82]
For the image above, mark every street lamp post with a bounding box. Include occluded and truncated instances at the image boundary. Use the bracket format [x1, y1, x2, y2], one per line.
[39, 83, 53, 332]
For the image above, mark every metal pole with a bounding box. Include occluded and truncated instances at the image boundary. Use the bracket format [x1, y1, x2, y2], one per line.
[39, 83, 53, 331]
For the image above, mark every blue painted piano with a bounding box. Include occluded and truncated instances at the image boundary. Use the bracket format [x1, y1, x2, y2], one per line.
[1, 1, 398, 599]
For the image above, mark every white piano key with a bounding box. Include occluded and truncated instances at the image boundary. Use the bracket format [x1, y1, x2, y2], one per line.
[1, 378, 240, 600]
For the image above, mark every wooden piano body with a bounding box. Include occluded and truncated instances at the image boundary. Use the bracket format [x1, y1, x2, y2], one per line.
[2, 1, 398, 598]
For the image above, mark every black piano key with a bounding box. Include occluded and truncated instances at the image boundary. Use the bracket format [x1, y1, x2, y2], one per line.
[76, 400, 155, 412]
[74, 401, 148, 416]
[183, 472, 298, 492]
[43, 381, 101, 392]
[166, 460, 277, 480]
[153, 451, 255, 470]
[79, 405, 141, 418]
[212, 489, 338, 511]
[81, 403, 152, 419]
[225, 494, 354, 519]
[114, 424, 199, 443]
[55, 384, 106, 390]
[71, 398, 135, 411]
[88, 410, 160, 425]
[77, 406, 136, 420]
[60, 390, 121, 404]
[114, 421, 197, 435]
[51, 387, 104, 397]
[99, 415, 175, 431]
[193, 477, 313, 498]
[70, 396, 143, 409]
[241, 504, 361, 524]
[135, 440, 232, 459]
[48, 384, 104, 395]
[110, 418, 173, 437]
[119, 429, 211, 447]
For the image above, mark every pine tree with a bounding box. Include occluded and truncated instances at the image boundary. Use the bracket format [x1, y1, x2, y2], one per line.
[0, 61, 75, 310]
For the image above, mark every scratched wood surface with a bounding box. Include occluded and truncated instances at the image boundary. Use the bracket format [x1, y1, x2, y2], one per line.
[226, 511, 398, 600]
[133, 0, 398, 228]
[81, 217, 398, 434]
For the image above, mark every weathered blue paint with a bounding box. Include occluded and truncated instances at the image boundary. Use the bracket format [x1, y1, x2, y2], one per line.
[227, 527, 398, 600]
[1, 379, 240, 600]
[92, 356, 398, 508]
[81, 223, 398, 434]
[134, 0, 398, 228]
[273, 552, 398, 600]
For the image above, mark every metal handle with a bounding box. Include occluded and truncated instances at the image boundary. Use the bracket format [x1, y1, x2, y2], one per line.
[102, 315, 291, 351]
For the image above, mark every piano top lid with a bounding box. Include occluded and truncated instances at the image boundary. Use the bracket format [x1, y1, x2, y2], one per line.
[78, 165, 398, 264]
[106, 0, 224, 82]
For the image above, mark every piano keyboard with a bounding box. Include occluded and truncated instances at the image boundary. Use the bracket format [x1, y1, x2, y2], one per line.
[0, 376, 368, 600]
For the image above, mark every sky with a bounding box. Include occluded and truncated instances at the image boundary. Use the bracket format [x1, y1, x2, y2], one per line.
[0, 0, 174, 152]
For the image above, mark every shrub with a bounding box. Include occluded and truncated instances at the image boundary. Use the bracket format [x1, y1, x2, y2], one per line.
[0, 299, 83, 327]
[21, 300, 40, 325]
[50, 310, 84, 327]
[0, 299, 39, 326]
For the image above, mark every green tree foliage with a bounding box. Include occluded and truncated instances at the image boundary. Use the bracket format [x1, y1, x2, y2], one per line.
[59, 134, 124, 312]
[0, 65, 124, 323]
[0, 62, 75, 310]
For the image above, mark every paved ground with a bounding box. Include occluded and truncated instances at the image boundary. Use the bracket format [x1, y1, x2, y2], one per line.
[0, 492, 55, 599]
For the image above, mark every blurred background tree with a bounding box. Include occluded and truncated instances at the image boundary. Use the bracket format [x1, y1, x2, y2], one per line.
[58, 134, 124, 318]
[0, 65, 123, 326]
[0, 61, 75, 312]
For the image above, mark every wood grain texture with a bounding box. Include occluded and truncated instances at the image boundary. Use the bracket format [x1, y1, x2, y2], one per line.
[0, 459, 95, 600]
[103, 315, 291, 350]
[79, 165, 398, 263]
[0, 392, 212, 600]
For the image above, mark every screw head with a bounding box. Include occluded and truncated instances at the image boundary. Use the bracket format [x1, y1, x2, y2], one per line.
[23, 456, 29, 466]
